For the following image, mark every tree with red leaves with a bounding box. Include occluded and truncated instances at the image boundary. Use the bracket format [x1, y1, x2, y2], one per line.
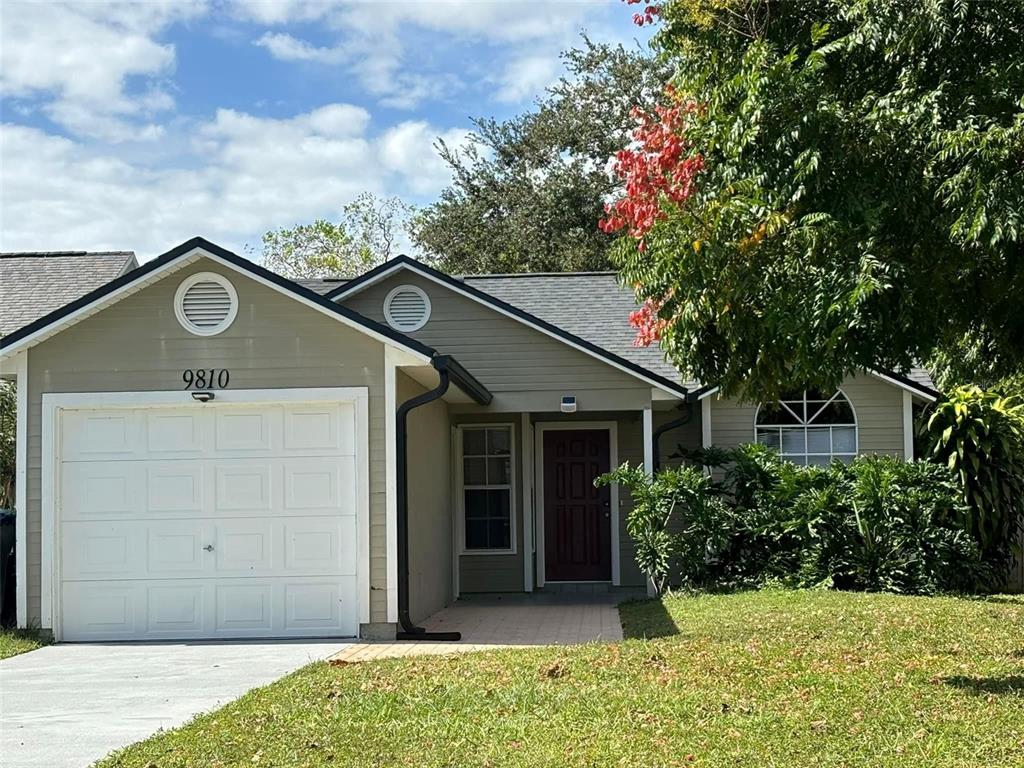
[605, 0, 1024, 399]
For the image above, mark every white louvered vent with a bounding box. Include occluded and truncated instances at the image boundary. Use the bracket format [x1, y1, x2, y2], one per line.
[384, 285, 431, 332]
[174, 273, 238, 336]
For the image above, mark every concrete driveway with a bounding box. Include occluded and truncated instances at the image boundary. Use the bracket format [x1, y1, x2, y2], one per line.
[0, 640, 345, 768]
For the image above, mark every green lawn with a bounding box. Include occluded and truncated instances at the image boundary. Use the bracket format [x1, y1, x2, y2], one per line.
[97, 590, 1023, 768]
[0, 628, 50, 660]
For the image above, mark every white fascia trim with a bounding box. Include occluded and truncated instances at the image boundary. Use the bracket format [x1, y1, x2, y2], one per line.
[533, 421, 620, 587]
[40, 386, 371, 639]
[334, 262, 686, 399]
[384, 347, 400, 624]
[0, 247, 432, 366]
[14, 351, 28, 628]
[867, 370, 938, 403]
[698, 370, 937, 403]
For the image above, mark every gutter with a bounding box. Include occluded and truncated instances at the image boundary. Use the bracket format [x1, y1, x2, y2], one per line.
[395, 355, 491, 641]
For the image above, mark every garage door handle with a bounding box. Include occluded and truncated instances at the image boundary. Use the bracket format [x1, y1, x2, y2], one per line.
[202, 544, 214, 552]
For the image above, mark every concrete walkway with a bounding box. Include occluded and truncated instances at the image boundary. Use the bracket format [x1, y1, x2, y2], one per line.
[0, 639, 343, 768]
[332, 594, 626, 663]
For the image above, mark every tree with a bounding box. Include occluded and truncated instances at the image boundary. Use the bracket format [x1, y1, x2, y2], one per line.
[258, 193, 414, 279]
[604, 0, 1024, 401]
[411, 38, 671, 274]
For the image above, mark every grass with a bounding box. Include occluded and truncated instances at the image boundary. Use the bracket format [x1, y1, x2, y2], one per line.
[96, 590, 1023, 768]
[0, 627, 50, 660]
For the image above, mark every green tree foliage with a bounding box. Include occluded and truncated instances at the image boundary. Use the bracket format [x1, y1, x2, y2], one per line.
[611, 0, 1024, 401]
[258, 193, 413, 279]
[922, 385, 1024, 578]
[411, 39, 671, 274]
[0, 381, 14, 508]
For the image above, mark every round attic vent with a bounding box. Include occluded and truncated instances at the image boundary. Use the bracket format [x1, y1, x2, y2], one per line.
[384, 284, 431, 332]
[174, 272, 238, 336]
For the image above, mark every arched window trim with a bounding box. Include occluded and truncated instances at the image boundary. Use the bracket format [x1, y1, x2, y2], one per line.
[752, 388, 859, 465]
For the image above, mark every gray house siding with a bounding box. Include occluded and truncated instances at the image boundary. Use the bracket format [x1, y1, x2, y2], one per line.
[341, 272, 655, 414]
[23, 259, 393, 626]
[708, 373, 906, 456]
[398, 371, 454, 623]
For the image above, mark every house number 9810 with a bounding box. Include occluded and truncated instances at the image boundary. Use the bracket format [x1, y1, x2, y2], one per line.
[182, 369, 230, 389]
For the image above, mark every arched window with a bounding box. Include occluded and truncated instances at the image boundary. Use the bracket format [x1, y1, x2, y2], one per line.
[755, 389, 857, 465]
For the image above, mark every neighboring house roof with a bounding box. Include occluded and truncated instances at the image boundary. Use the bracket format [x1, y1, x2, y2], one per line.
[0, 250, 137, 336]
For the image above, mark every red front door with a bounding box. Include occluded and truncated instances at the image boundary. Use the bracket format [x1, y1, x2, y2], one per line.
[543, 429, 612, 582]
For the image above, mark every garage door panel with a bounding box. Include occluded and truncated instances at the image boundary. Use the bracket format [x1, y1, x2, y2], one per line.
[147, 521, 208, 575]
[61, 521, 144, 579]
[61, 411, 143, 459]
[213, 519, 274, 574]
[215, 582, 274, 634]
[284, 405, 355, 454]
[285, 518, 358, 574]
[146, 411, 206, 455]
[215, 464, 273, 512]
[285, 579, 357, 633]
[283, 458, 354, 512]
[147, 584, 205, 635]
[61, 582, 140, 639]
[215, 409, 277, 452]
[62, 462, 143, 520]
[59, 399, 362, 641]
[147, 464, 205, 514]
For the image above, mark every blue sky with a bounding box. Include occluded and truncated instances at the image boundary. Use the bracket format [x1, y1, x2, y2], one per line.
[0, 1, 652, 259]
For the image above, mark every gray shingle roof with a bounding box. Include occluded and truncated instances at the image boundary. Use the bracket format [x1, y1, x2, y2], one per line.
[461, 271, 936, 394]
[462, 272, 705, 391]
[296, 278, 348, 295]
[0, 251, 138, 337]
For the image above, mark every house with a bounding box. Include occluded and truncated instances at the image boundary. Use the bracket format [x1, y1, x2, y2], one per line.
[0, 237, 939, 642]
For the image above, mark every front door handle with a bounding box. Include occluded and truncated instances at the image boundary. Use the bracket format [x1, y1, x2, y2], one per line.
[202, 544, 214, 552]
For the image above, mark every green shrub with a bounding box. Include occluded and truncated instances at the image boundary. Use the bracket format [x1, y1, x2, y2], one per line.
[595, 463, 727, 593]
[601, 449, 988, 596]
[922, 384, 1024, 581]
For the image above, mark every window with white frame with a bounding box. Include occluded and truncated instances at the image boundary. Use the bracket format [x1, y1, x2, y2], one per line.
[755, 389, 857, 465]
[460, 425, 514, 552]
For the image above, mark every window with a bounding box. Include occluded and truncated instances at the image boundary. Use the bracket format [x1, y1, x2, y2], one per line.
[383, 284, 431, 331]
[174, 272, 238, 337]
[755, 389, 857, 465]
[459, 425, 514, 552]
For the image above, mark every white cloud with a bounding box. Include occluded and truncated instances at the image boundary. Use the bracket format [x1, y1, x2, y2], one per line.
[241, 0, 606, 109]
[0, 106, 467, 257]
[495, 53, 561, 103]
[0, 1, 205, 141]
[378, 121, 471, 195]
[255, 32, 348, 64]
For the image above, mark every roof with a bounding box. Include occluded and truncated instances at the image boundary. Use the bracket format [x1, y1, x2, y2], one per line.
[462, 272, 704, 392]
[327, 256, 697, 399]
[296, 278, 348, 295]
[0, 250, 138, 336]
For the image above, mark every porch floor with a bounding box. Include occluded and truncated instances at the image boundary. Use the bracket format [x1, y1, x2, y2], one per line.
[330, 593, 631, 663]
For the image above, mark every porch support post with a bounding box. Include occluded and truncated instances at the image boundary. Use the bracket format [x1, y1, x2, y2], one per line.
[642, 406, 656, 597]
[521, 413, 534, 592]
[902, 390, 914, 461]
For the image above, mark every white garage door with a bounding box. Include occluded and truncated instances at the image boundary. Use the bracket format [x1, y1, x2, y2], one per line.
[57, 397, 363, 641]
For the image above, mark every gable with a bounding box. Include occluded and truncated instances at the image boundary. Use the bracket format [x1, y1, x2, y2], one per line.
[340, 270, 655, 409]
[0, 238, 433, 364]
[334, 259, 693, 401]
